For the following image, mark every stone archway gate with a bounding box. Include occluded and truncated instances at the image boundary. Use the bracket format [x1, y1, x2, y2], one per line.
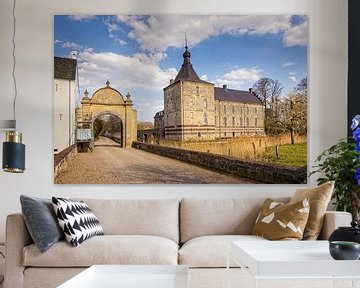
[76, 80, 137, 148]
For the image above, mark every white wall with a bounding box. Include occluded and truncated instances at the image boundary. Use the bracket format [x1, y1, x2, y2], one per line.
[54, 79, 77, 153]
[0, 0, 348, 242]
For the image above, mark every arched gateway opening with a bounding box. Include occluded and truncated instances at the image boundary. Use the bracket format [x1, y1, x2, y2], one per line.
[93, 113, 124, 147]
[76, 80, 137, 148]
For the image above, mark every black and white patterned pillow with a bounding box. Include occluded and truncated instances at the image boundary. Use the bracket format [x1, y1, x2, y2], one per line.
[52, 197, 104, 247]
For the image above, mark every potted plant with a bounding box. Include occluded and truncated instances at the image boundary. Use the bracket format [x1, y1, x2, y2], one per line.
[310, 115, 360, 222]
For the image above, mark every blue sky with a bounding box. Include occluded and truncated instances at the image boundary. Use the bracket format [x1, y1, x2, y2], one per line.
[54, 15, 307, 122]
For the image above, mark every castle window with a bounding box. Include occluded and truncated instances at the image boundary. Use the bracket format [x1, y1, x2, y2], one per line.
[255, 107, 258, 116]
[246, 117, 249, 127]
[232, 117, 235, 127]
[224, 105, 226, 114]
[240, 107, 243, 114]
[196, 86, 200, 95]
[223, 117, 227, 126]
[255, 117, 258, 128]
[55, 83, 58, 92]
[246, 107, 249, 115]
[204, 113, 208, 125]
[204, 99, 208, 109]
[240, 117, 243, 127]
[198, 132, 201, 137]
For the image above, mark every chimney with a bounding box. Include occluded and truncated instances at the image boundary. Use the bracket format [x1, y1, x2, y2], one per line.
[71, 51, 77, 59]
[170, 79, 174, 84]
[223, 84, 227, 90]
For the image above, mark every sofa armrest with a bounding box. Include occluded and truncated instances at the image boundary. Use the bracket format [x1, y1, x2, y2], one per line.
[4, 213, 33, 288]
[318, 211, 352, 240]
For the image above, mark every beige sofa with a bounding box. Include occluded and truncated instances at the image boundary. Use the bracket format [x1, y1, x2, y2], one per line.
[4, 198, 352, 288]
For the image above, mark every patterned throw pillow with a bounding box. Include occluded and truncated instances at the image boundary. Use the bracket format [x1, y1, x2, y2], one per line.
[252, 198, 310, 240]
[289, 181, 334, 240]
[52, 197, 104, 247]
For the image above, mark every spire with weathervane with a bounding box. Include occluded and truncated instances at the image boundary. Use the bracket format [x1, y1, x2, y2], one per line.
[173, 33, 204, 83]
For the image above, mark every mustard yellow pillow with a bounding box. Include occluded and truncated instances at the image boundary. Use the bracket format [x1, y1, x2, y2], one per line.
[289, 181, 334, 240]
[252, 198, 310, 240]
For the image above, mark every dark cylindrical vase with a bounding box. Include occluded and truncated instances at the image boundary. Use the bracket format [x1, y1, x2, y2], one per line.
[2, 131, 25, 173]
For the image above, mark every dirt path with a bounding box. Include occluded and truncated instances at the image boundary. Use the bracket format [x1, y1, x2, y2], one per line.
[55, 136, 257, 184]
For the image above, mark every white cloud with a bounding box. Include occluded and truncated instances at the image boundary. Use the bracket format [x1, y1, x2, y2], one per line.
[105, 21, 119, 34]
[282, 61, 295, 68]
[115, 39, 127, 46]
[55, 40, 83, 50]
[200, 74, 208, 81]
[288, 72, 297, 82]
[283, 19, 307, 47]
[77, 50, 178, 95]
[104, 17, 128, 47]
[68, 15, 96, 21]
[214, 67, 263, 89]
[116, 15, 292, 52]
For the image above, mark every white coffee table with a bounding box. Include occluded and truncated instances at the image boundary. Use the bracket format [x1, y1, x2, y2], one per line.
[57, 265, 189, 288]
[228, 241, 360, 288]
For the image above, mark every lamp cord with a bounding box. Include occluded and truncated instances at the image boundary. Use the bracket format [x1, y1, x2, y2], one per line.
[12, 0, 17, 129]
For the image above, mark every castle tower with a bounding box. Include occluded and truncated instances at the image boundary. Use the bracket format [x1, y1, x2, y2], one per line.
[163, 44, 216, 141]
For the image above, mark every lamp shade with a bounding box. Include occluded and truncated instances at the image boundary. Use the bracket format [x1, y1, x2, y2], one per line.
[2, 131, 25, 173]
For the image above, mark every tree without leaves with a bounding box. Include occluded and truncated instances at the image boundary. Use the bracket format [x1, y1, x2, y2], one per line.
[253, 78, 283, 112]
[260, 77, 307, 141]
[252, 78, 283, 134]
[278, 93, 307, 144]
[295, 76, 307, 94]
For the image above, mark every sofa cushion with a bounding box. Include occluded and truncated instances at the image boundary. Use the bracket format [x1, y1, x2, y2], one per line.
[179, 235, 267, 268]
[52, 197, 104, 247]
[23, 235, 178, 267]
[72, 198, 179, 243]
[180, 198, 289, 243]
[20, 195, 64, 253]
[290, 181, 334, 240]
[252, 198, 310, 240]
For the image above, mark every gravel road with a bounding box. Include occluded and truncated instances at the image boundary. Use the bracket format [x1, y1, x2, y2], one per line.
[55, 136, 256, 184]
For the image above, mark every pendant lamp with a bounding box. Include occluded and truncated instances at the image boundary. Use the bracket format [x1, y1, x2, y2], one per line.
[1, 0, 26, 173]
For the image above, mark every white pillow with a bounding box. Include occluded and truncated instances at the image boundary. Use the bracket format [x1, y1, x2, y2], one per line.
[52, 197, 103, 246]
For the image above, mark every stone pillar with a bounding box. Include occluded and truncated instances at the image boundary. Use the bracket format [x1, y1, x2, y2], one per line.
[124, 93, 137, 147]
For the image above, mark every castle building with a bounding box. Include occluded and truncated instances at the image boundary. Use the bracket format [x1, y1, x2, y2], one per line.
[154, 46, 265, 141]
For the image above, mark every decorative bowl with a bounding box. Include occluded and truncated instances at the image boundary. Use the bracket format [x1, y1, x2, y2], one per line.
[329, 241, 360, 260]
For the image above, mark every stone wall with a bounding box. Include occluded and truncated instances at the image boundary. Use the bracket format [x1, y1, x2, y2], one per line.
[54, 144, 77, 180]
[132, 142, 307, 184]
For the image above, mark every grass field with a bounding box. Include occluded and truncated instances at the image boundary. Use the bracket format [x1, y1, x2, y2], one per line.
[261, 142, 307, 167]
